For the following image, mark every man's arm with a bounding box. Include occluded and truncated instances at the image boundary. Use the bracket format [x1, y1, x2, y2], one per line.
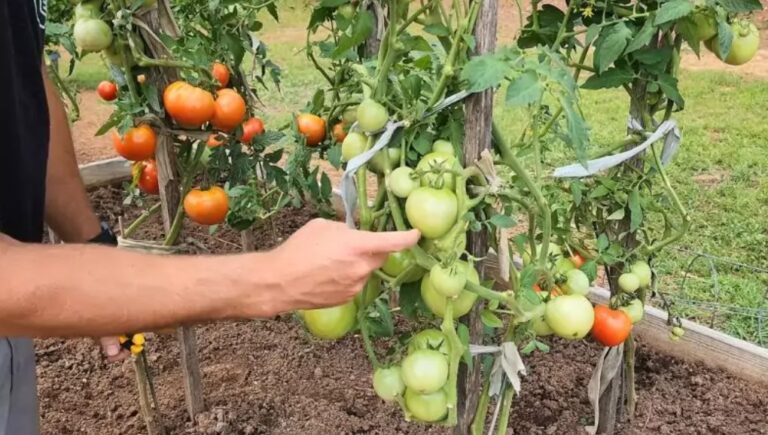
[0, 220, 420, 338]
[41, 65, 101, 242]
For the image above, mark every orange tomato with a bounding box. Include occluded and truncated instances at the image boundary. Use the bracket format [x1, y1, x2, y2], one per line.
[570, 253, 586, 268]
[97, 81, 117, 101]
[212, 62, 230, 88]
[211, 89, 246, 132]
[240, 117, 265, 143]
[533, 283, 542, 293]
[133, 159, 159, 194]
[113, 125, 156, 161]
[591, 305, 632, 347]
[183, 186, 229, 225]
[163, 81, 215, 129]
[207, 133, 224, 147]
[297, 113, 326, 147]
[332, 121, 347, 143]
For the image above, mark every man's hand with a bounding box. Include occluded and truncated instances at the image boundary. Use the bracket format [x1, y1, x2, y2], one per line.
[99, 336, 130, 362]
[256, 219, 420, 314]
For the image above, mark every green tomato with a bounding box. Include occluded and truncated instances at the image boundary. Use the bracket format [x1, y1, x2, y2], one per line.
[522, 242, 563, 266]
[381, 250, 424, 283]
[372, 366, 405, 401]
[404, 388, 447, 423]
[387, 166, 419, 198]
[75, 1, 101, 20]
[416, 152, 456, 190]
[73, 18, 114, 52]
[405, 187, 458, 239]
[368, 147, 401, 175]
[630, 261, 652, 288]
[401, 349, 449, 394]
[355, 277, 382, 307]
[711, 20, 760, 66]
[429, 263, 468, 298]
[301, 300, 357, 340]
[525, 303, 553, 336]
[555, 257, 576, 275]
[356, 98, 389, 133]
[342, 106, 357, 125]
[671, 326, 685, 337]
[563, 269, 590, 296]
[690, 8, 717, 41]
[341, 132, 367, 162]
[618, 273, 640, 293]
[432, 140, 455, 155]
[407, 328, 449, 355]
[619, 299, 644, 324]
[544, 294, 595, 340]
[337, 3, 356, 19]
[420, 264, 479, 319]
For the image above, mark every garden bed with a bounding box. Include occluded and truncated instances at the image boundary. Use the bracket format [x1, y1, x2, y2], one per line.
[34, 186, 768, 434]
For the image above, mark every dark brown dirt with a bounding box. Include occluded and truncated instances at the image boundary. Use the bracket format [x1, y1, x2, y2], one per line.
[34, 187, 768, 435]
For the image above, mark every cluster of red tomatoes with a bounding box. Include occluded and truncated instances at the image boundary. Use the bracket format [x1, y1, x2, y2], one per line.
[99, 60, 266, 226]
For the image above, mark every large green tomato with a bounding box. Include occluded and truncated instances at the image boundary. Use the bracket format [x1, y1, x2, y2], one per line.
[372, 366, 405, 401]
[355, 277, 382, 307]
[555, 257, 576, 275]
[619, 299, 644, 324]
[356, 98, 389, 133]
[416, 152, 456, 190]
[690, 8, 717, 41]
[405, 187, 458, 239]
[387, 166, 419, 198]
[618, 272, 640, 293]
[711, 21, 760, 66]
[630, 261, 652, 288]
[74, 18, 114, 52]
[429, 262, 468, 298]
[420, 264, 479, 319]
[528, 303, 553, 336]
[563, 269, 590, 295]
[341, 132, 367, 162]
[407, 328, 449, 355]
[401, 349, 449, 393]
[368, 147, 401, 174]
[301, 300, 357, 340]
[544, 294, 595, 340]
[404, 388, 447, 423]
[381, 250, 424, 283]
[432, 140, 455, 155]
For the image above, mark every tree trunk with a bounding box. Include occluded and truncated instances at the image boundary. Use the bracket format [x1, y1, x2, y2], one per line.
[455, 0, 498, 432]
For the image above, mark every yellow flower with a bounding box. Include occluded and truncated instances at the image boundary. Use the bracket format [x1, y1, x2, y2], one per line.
[582, 6, 594, 18]
[130, 344, 144, 355]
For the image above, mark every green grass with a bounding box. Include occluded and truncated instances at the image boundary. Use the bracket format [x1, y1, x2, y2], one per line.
[59, 3, 768, 344]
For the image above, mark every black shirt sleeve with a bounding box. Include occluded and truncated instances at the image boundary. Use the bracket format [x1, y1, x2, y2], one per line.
[0, 0, 50, 243]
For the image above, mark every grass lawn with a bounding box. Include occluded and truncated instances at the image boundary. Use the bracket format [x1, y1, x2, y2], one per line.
[58, 3, 768, 345]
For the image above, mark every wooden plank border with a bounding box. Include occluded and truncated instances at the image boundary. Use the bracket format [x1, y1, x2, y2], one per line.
[81, 158, 768, 385]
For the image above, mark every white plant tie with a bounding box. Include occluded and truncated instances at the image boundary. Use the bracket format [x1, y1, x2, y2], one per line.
[339, 90, 474, 228]
[469, 342, 527, 397]
[552, 117, 681, 178]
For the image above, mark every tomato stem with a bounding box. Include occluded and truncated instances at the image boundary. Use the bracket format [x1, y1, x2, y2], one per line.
[123, 202, 162, 238]
[439, 301, 462, 426]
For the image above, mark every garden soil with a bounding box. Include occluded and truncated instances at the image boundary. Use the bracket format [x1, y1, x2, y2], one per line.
[34, 187, 768, 435]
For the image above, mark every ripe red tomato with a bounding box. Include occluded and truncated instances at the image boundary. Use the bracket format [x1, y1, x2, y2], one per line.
[113, 125, 156, 161]
[570, 253, 585, 268]
[212, 62, 230, 88]
[97, 81, 118, 101]
[240, 117, 265, 143]
[207, 133, 223, 148]
[296, 113, 326, 146]
[183, 186, 229, 225]
[332, 122, 347, 143]
[211, 89, 246, 132]
[163, 81, 215, 129]
[133, 159, 159, 194]
[591, 305, 633, 347]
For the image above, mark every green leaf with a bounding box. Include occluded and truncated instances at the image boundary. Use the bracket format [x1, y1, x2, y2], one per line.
[521, 340, 537, 355]
[457, 323, 472, 367]
[320, 0, 348, 6]
[607, 208, 626, 220]
[327, 144, 342, 169]
[632, 46, 673, 65]
[519, 265, 538, 290]
[628, 188, 643, 231]
[332, 10, 374, 58]
[657, 73, 685, 109]
[95, 112, 123, 137]
[585, 24, 601, 46]
[367, 299, 395, 338]
[399, 281, 423, 319]
[560, 97, 589, 163]
[593, 23, 632, 73]
[223, 33, 246, 67]
[580, 260, 598, 282]
[581, 67, 633, 90]
[676, 18, 701, 56]
[461, 53, 509, 92]
[571, 181, 584, 206]
[490, 214, 516, 229]
[597, 234, 609, 251]
[423, 23, 451, 37]
[654, 0, 693, 25]
[716, 0, 763, 12]
[715, 18, 733, 60]
[481, 310, 504, 328]
[625, 19, 655, 54]
[505, 71, 544, 107]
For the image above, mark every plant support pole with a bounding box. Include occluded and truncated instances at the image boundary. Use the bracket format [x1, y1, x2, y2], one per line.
[456, 0, 497, 432]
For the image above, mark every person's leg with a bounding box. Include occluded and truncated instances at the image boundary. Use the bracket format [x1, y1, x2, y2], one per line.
[4, 339, 39, 435]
